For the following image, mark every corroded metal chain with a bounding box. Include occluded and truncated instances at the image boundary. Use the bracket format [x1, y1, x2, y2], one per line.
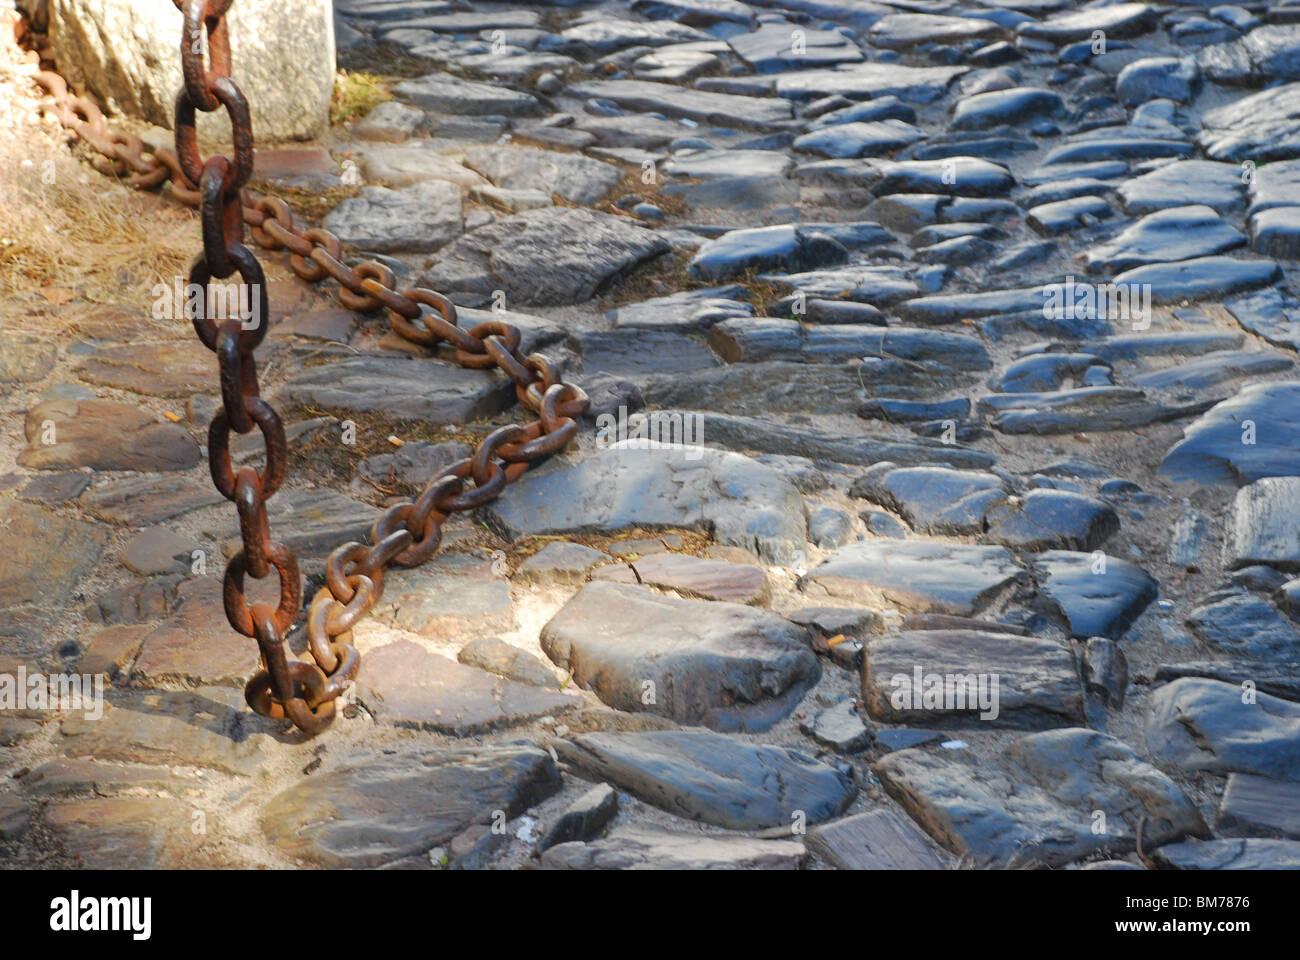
[29, 0, 588, 735]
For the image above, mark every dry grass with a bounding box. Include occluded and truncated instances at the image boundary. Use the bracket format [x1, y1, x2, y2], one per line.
[329, 69, 393, 126]
[0, 113, 197, 324]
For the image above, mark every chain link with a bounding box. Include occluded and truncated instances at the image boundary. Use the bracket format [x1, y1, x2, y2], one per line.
[28, 1, 588, 735]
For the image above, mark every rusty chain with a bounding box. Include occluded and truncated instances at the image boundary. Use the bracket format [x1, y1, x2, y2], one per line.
[27, 0, 588, 736]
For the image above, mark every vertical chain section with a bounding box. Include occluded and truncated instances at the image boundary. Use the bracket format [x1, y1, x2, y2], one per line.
[28, 0, 589, 735]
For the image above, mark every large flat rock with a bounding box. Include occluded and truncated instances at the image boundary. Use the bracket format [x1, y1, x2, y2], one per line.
[421, 207, 669, 306]
[876, 728, 1207, 868]
[1160, 381, 1300, 485]
[1146, 677, 1300, 781]
[863, 629, 1083, 729]
[19, 398, 200, 472]
[356, 640, 578, 735]
[540, 581, 818, 732]
[0, 502, 108, 607]
[486, 444, 806, 565]
[555, 730, 856, 830]
[261, 744, 562, 867]
[542, 826, 806, 869]
[799, 540, 1024, 615]
[567, 78, 793, 130]
[276, 355, 513, 424]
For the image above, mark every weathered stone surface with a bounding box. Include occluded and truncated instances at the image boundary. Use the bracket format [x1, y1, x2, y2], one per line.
[515, 541, 610, 585]
[464, 146, 621, 207]
[0, 332, 57, 384]
[261, 744, 562, 867]
[1119, 161, 1245, 216]
[851, 466, 1006, 536]
[1196, 24, 1300, 86]
[458, 636, 560, 689]
[540, 581, 817, 732]
[323, 181, 462, 253]
[1161, 381, 1300, 486]
[568, 78, 793, 130]
[806, 809, 945, 870]
[729, 22, 862, 72]
[689, 224, 849, 282]
[555, 730, 856, 829]
[79, 474, 224, 526]
[537, 783, 620, 853]
[876, 728, 1207, 868]
[542, 826, 806, 869]
[626, 553, 769, 604]
[1199, 81, 1300, 162]
[871, 13, 1002, 49]
[1086, 205, 1245, 272]
[487, 444, 805, 565]
[1218, 773, 1300, 839]
[60, 688, 290, 776]
[1151, 838, 1300, 870]
[1146, 678, 1300, 781]
[277, 355, 511, 424]
[47, 0, 333, 140]
[358, 441, 473, 490]
[775, 63, 969, 104]
[393, 73, 541, 115]
[357, 640, 576, 734]
[19, 399, 200, 472]
[421, 207, 669, 306]
[799, 697, 873, 753]
[1228, 478, 1300, 571]
[800, 540, 1023, 616]
[122, 526, 194, 576]
[129, 578, 261, 688]
[43, 796, 232, 868]
[864, 629, 1083, 728]
[1033, 550, 1158, 640]
[1017, 3, 1158, 43]
[983, 490, 1120, 553]
[0, 502, 107, 608]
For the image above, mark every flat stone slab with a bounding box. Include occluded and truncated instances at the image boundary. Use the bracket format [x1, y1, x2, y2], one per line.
[1160, 381, 1300, 486]
[41, 796, 230, 869]
[876, 727, 1207, 868]
[555, 730, 856, 830]
[871, 13, 1002, 49]
[863, 629, 1084, 729]
[422, 207, 669, 306]
[75, 341, 212, 397]
[79, 474, 225, 525]
[800, 540, 1023, 616]
[1017, 3, 1158, 43]
[806, 809, 945, 870]
[19, 398, 200, 472]
[1151, 838, 1300, 870]
[1218, 772, 1300, 839]
[1085, 205, 1245, 272]
[568, 78, 792, 130]
[0, 502, 108, 607]
[356, 640, 577, 735]
[1033, 550, 1158, 640]
[210, 488, 382, 562]
[354, 144, 486, 189]
[729, 22, 862, 72]
[1185, 593, 1299, 661]
[983, 489, 1120, 553]
[542, 826, 806, 870]
[626, 552, 768, 604]
[60, 687, 295, 777]
[463, 145, 621, 207]
[851, 465, 1007, 535]
[129, 578, 265, 688]
[1199, 80, 1300, 162]
[260, 744, 562, 867]
[515, 541, 610, 585]
[393, 73, 541, 115]
[541, 581, 816, 731]
[775, 63, 969, 104]
[486, 444, 806, 565]
[0, 332, 57, 383]
[1146, 677, 1300, 781]
[1229, 478, 1300, 571]
[1118, 160, 1245, 216]
[323, 180, 462, 253]
[277, 355, 512, 424]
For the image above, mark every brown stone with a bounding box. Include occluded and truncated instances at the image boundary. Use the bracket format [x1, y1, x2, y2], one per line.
[19, 398, 200, 472]
[0, 502, 108, 607]
[629, 552, 769, 604]
[75, 341, 212, 397]
[80, 624, 149, 680]
[357, 640, 578, 735]
[805, 809, 945, 869]
[129, 578, 263, 688]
